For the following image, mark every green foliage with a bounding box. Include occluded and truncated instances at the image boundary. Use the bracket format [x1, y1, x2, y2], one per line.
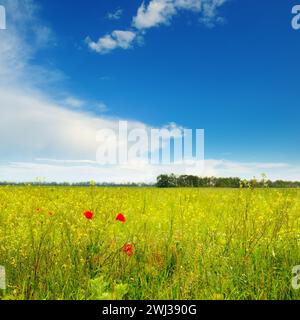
[88, 276, 128, 300]
[157, 174, 300, 188]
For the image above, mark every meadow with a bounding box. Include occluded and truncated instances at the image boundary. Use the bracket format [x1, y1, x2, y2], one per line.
[0, 185, 300, 300]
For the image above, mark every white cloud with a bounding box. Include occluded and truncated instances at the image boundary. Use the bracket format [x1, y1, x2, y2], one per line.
[133, 0, 226, 29]
[62, 97, 109, 113]
[87, 0, 227, 54]
[86, 30, 136, 54]
[1, 159, 299, 184]
[133, 0, 177, 30]
[202, 160, 293, 179]
[63, 97, 85, 108]
[132, 0, 204, 30]
[175, 0, 202, 10]
[200, 0, 227, 27]
[0, 0, 57, 85]
[107, 8, 123, 21]
[36, 159, 98, 164]
[96, 102, 109, 113]
[0, 87, 149, 161]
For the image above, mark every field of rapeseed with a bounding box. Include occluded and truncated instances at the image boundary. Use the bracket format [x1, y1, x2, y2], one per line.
[0, 186, 300, 300]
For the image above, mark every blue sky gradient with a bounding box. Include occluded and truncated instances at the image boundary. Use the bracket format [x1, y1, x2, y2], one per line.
[37, 0, 300, 162]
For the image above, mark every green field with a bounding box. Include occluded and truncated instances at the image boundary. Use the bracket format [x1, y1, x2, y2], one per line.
[0, 186, 300, 300]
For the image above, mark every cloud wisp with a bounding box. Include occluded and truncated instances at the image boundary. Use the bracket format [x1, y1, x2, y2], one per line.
[87, 0, 228, 54]
[106, 8, 123, 21]
[86, 30, 136, 54]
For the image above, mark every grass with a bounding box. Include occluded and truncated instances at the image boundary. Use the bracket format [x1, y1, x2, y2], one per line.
[0, 185, 300, 300]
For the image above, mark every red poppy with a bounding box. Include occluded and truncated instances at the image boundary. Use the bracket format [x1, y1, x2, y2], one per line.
[116, 213, 126, 223]
[122, 244, 134, 257]
[83, 210, 94, 220]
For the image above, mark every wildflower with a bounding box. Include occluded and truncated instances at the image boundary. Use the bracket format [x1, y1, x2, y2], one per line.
[116, 213, 126, 223]
[83, 210, 94, 220]
[36, 208, 41, 212]
[123, 244, 134, 257]
[110, 239, 117, 249]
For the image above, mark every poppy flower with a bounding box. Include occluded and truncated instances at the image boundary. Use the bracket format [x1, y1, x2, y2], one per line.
[116, 213, 126, 223]
[83, 210, 94, 220]
[36, 208, 41, 212]
[122, 244, 134, 257]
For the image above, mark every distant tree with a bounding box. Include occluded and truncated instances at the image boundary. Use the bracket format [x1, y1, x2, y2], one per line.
[157, 175, 172, 188]
[156, 174, 300, 189]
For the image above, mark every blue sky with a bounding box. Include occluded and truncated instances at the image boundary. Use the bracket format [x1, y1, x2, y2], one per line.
[0, 0, 300, 182]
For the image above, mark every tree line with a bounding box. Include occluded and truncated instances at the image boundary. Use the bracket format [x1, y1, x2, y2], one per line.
[0, 181, 153, 187]
[0, 175, 299, 188]
[156, 174, 300, 188]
